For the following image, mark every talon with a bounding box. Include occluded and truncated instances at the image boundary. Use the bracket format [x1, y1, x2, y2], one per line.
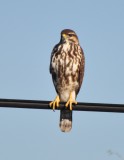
[65, 93, 77, 110]
[49, 95, 60, 111]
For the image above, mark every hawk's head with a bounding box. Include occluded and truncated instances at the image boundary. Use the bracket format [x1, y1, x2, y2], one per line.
[60, 29, 79, 44]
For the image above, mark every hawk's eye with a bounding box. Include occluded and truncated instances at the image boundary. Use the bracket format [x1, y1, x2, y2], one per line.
[68, 34, 73, 37]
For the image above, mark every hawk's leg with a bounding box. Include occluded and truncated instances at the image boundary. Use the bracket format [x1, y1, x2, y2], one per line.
[65, 92, 77, 110]
[49, 95, 60, 111]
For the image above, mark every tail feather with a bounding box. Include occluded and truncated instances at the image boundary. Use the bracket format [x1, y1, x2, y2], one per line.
[59, 109, 72, 132]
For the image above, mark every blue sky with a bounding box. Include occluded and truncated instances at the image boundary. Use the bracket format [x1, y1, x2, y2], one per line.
[0, 0, 124, 160]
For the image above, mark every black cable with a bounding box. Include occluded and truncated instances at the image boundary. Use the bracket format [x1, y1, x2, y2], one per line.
[0, 98, 124, 113]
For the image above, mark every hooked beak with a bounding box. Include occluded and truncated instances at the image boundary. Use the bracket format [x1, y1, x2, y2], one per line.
[62, 34, 67, 39]
[61, 34, 67, 43]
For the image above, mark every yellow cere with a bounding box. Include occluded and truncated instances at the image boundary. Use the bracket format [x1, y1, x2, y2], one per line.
[62, 34, 67, 38]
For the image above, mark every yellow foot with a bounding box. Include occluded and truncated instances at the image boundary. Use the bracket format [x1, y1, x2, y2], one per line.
[49, 95, 60, 111]
[65, 93, 77, 110]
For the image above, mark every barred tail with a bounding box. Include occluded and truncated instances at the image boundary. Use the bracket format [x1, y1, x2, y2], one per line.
[59, 109, 72, 132]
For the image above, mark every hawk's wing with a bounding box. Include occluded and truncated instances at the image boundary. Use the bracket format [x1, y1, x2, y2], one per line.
[49, 44, 59, 74]
[76, 48, 85, 95]
[49, 44, 59, 94]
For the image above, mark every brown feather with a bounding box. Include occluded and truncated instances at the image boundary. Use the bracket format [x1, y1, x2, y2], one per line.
[76, 48, 85, 95]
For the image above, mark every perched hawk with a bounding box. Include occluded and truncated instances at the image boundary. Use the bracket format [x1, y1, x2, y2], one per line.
[49, 29, 85, 132]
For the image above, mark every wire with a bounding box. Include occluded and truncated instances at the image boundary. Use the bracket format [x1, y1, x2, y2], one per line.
[0, 98, 124, 113]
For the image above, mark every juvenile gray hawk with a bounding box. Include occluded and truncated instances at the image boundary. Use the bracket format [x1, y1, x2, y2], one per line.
[49, 29, 85, 132]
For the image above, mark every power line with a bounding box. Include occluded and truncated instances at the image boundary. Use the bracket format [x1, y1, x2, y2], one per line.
[0, 98, 124, 113]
